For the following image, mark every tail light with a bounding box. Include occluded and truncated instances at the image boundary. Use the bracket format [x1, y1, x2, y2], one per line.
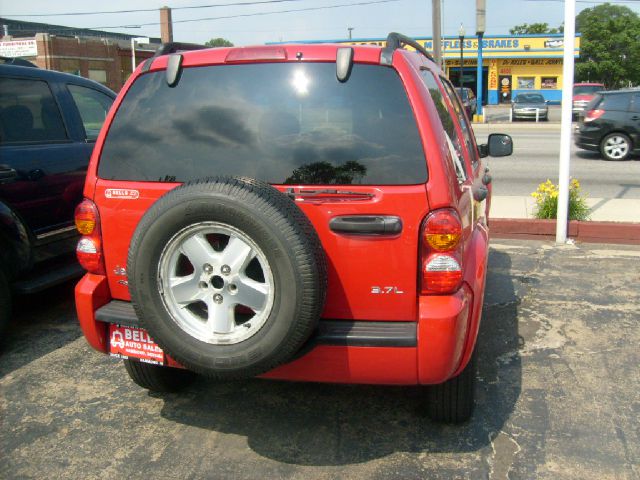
[584, 109, 605, 122]
[420, 209, 463, 294]
[75, 199, 105, 275]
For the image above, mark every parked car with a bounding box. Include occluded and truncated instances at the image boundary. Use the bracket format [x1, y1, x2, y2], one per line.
[74, 34, 512, 423]
[0, 62, 116, 335]
[572, 82, 605, 120]
[511, 93, 548, 121]
[455, 87, 477, 118]
[575, 89, 640, 161]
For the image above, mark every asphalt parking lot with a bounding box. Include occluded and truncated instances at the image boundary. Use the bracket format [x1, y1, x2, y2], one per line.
[1, 239, 639, 479]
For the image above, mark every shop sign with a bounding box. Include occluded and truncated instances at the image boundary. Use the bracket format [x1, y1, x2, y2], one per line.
[0, 39, 38, 58]
[501, 59, 562, 66]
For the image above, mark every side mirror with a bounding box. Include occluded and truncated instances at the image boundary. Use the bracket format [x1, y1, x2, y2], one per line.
[479, 133, 513, 158]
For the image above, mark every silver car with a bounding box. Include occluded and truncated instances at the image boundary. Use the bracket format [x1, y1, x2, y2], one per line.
[511, 93, 548, 121]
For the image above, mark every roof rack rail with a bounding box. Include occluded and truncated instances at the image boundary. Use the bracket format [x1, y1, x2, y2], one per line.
[141, 42, 208, 73]
[381, 32, 435, 65]
[153, 42, 208, 58]
[0, 56, 38, 68]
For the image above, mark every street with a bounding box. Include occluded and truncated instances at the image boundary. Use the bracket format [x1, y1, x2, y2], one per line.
[2, 240, 639, 479]
[474, 123, 640, 199]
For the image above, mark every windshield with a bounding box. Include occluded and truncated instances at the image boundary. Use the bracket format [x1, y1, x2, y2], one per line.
[515, 94, 545, 104]
[573, 85, 603, 96]
[99, 63, 427, 185]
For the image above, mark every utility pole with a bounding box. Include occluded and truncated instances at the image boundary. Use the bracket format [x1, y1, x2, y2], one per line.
[556, 0, 576, 243]
[476, 0, 485, 120]
[348, 27, 354, 40]
[432, 0, 442, 68]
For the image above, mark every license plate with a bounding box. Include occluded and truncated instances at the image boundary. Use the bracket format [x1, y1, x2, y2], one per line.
[108, 324, 165, 365]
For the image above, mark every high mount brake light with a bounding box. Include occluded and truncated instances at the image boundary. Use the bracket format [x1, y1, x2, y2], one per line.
[225, 47, 287, 62]
[584, 109, 605, 122]
[420, 209, 464, 294]
[75, 199, 105, 275]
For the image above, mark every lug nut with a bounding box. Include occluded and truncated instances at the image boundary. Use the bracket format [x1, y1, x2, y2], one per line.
[221, 265, 231, 275]
[203, 264, 213, 274]
[213, 293, 224, 304]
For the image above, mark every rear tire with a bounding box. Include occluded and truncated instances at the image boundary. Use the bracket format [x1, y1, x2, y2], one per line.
[123, 359, 196, 392]
[426, 350, 476, 423]
[600, 132, 631, 161]
[0, 267, 10, 338]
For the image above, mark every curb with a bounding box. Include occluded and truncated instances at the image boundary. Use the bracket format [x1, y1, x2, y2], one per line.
[491, 218, 640, 245]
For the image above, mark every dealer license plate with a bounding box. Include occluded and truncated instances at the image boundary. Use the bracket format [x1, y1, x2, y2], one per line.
[108, 324, 165, 365]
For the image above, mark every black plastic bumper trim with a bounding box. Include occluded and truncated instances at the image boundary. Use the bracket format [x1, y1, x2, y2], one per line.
[95, 301, 416, 347]
[96, 300, 140, 327]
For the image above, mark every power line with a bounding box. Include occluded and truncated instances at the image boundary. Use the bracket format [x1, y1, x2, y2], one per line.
[1, 0, 307, 17]
[80, 0, 402, 30]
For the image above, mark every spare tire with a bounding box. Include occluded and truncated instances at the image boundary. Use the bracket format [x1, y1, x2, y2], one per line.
[128, 177, 327, 379]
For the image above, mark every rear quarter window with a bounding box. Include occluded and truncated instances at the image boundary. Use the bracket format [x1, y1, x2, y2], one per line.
[599, 93, 630, 111]
[98, 63, 427, 185]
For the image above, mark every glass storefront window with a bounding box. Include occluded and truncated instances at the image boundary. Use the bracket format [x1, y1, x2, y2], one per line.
[517, 77, 535, 89]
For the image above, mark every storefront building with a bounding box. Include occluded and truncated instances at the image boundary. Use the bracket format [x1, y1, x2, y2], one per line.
[327, 34, 580, 105]
[0, 18, 160, 92]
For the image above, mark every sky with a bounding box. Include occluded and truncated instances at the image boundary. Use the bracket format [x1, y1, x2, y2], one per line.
[1, 0, 640, 46]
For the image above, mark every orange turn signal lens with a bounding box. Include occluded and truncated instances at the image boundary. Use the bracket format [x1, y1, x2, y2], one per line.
[425, 232, 461, 251]
[75, 219, 96, 235]
[75, 199, 98, 235]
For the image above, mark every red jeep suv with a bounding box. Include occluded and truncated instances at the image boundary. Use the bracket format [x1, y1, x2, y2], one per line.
[74, 33, 512, 423]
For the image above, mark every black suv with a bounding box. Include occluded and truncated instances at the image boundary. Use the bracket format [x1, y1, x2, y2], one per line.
[575, 89, 640, 161]
[0, 62, 115, 334]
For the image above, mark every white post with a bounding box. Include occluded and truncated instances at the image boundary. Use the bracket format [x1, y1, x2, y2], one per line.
[130, 37, 150, 74]
[131, 38, 136, 73]
[556, 0, 576, 244]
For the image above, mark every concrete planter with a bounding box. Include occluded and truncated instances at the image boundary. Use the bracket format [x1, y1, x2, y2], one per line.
[491, 218, 640, 245]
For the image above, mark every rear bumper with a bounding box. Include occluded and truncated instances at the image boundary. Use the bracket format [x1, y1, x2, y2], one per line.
[76, 277, 476, 386]
[574, 128, 601, 151]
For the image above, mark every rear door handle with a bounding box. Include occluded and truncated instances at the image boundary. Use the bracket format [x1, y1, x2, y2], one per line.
[330, 215, 402, 235]
[631, 115, 640, 121]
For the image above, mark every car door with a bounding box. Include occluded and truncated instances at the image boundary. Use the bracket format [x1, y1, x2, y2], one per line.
[627, 93, 640, 147]
[0, 74, 85, 236]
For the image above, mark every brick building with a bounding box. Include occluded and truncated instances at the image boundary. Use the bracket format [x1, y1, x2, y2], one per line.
[0, 18, 161, 92]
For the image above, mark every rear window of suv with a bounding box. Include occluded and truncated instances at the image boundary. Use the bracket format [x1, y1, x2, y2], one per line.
[98, 62, 427, 185]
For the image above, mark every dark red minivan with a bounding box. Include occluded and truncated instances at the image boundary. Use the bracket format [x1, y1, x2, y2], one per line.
[75, 33, 512, 423]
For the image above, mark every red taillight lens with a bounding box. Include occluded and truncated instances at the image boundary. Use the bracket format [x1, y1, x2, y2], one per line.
[424, 209, 462, 251]
[584, 108, 605, 122]
[75, 199, 98, 234]
[421, 209, 463, 294]
[75, 199, 105, 275]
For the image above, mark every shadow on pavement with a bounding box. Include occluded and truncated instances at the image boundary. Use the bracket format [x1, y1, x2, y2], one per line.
[0, 280, 82, 375]
[157, 247, 523, 466]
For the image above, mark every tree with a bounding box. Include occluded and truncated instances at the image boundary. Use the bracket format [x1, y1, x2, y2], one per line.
[205, 37, 234, 47]
[509, 23, 562, 35]
[575, 4, 640, 88]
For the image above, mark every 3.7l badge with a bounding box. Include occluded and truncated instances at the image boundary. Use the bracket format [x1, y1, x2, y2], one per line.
[371, 286, 404, 294]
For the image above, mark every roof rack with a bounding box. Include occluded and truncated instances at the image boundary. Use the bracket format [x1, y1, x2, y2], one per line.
[0, 56, 38, 68]
[141, 42, 208, 73]
[153, 42, 208, 58]
[381, 32, 435, 66]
